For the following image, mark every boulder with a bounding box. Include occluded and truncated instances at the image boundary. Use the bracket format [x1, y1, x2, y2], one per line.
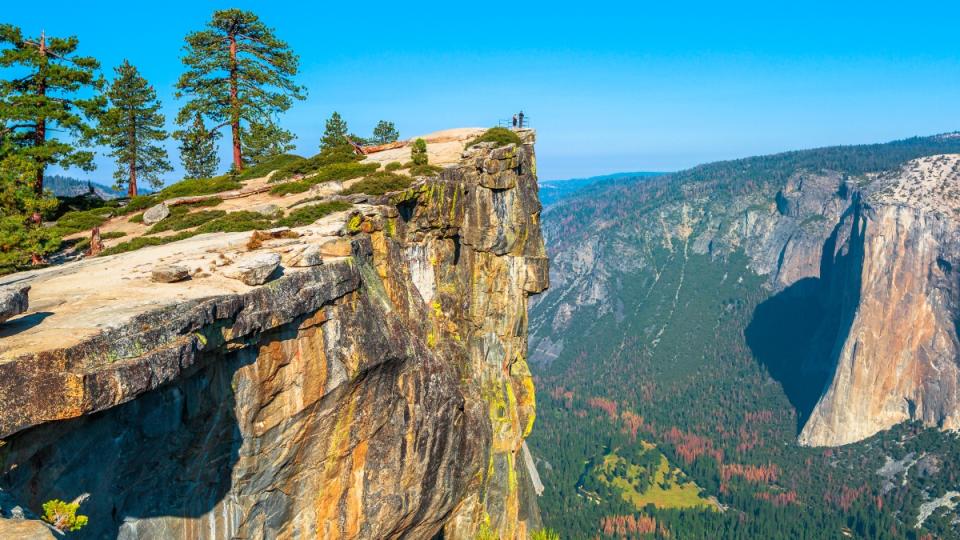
[0, 284, 29, 324]
[319, 239, 353, 258]
[289, 245, 324, 267]
[142, 203, 170, 225]
[223, 253, 281, 286]
[151, 264, 190, 283]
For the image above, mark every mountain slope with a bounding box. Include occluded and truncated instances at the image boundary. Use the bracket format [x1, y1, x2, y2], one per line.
[528, 134, 960, 538]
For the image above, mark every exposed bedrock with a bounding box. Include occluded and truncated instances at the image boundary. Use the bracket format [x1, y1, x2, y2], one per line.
[0, 134, 547, 539]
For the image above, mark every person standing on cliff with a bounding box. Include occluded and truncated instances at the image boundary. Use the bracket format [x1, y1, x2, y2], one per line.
[518, 110, 525, 128]
[512, 114, 518, 128]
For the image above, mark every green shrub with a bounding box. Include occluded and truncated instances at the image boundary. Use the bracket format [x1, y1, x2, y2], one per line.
[272, 146, 361, 182]
[277, 201, 352, 227]
[103, 231, 127, 239]
[408, 164, 442, 177]
[411, 138, 428, 166]
[235, 154, 304, 181]
[385, 161, 403, 171]
[100, 231, 197, 256]
[41, 499, 89, 532]
[129, 213, 145, 224]
[195, 211, 273, 234]
[310, 162, 380, 183]
[466, 127, 521, 148]
[145, 210, 226, 234]
[123, 195, 159, 213]
[55, 209, 113, 233]
[341, 172, 412, 196]
[270, 181, 311, 195]
[158, 176, 242, 198]
[184, 197, 223, 208]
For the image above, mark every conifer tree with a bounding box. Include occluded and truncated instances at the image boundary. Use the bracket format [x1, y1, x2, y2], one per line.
[372, 120, 399, 145]
[174, 112, 220, 179]
[411, 138, 428, 166]
[320, 112, 349, 150]
[242, 120, 295, 165]
[175, 9, 304, 171]
[0, 152, 60, 269]
[0, 25, 103, 196]
[97, 60, 171, 197]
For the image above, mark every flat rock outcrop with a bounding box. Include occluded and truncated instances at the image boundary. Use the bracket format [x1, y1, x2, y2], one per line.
[0, 131, 546, 539]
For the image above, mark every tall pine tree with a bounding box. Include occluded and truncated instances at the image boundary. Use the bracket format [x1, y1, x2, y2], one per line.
[242, 120, 295, 165]
[97, 60, 171, 197]
[0, 25, 103, 196]
[320, 111, 349, 150]
[0, 151, 60, 268]
[175, 9, 304, 171]
[174, 112, 219, 179]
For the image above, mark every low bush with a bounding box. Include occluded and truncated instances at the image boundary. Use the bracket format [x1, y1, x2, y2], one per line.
[128, 212, 145, 224]
[277, 201, 351, 227]
[385, 161, 403, 171]
[42, 499, 88, 533]
[270, 181, 311, 195]
[55, 209, 113, 233]
[195, 211, 273, 234]
[466, 127, 521, 148]
[123, 195, 159, 213]
[157, 176, 242, 199]
[271, 146, 362, 182]
[236, 154, 304, 181]
[101, 231, 196, 256]
[341, 172, 412, 196]
[408, 164, 442, 177]
[145, 210, 226, 234]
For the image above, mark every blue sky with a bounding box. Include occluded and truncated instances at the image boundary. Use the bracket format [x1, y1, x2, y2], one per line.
[6, 1, 960, 183]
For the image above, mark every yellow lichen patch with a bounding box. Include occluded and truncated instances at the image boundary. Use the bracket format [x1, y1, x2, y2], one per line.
[347, 214, 362, 232]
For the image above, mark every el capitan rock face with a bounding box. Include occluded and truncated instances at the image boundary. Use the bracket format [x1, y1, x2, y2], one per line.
[0, 132, 546, 539]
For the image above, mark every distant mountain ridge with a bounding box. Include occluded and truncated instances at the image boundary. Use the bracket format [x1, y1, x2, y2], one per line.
[538, 171, 664, 207]
[44, 175, 126, 199]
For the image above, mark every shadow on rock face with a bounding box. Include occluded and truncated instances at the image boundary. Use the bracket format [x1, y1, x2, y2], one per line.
[0, 348, 249, 539]
[0, 312, 53, 337]
[745, 202, 865, 434]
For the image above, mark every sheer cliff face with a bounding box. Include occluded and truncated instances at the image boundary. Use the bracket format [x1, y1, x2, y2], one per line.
[0, 136, 547, 539]
[799, 156, 960, 446]
[531, 152, 960, 448]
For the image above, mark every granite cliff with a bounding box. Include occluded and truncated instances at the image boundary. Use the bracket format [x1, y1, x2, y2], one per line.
[0, 130, 547, 538]
[530, 139, 960, 450]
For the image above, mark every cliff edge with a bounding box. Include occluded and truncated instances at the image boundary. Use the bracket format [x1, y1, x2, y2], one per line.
[0, 130, 547, 539]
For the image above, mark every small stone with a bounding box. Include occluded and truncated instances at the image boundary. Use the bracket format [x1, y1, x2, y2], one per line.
[143, 203, 170, 225]
[223, 253, 281, 286]
[290, 245, 324, 267]
[151, 264, 190, 283]
[319, 239, 353, 257]
[250, 203, 281, 217]
[0, 284, 29, 324]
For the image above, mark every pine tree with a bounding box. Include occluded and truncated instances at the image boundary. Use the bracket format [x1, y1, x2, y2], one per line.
[175, 9, 304, 171]
[242, 120, 295, 165]
[0, 152, 60, 269]
[0, 25, 103, 196]
[97, 60, 171, 197]
[411, 138, 428, 166]
[320, 112, 349, 150]
[174, 112, 220, 179]
[372, 120, 399, 145]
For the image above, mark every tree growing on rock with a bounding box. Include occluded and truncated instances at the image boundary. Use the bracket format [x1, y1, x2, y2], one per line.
[175, 112, 220, 179]
[97, 60, 171, 197]
[411, 138, 428, 166]
[372, 120, 399, 145]
[320, 111, 349, 150]
[0, 25, 103, 197]
[242, 120, 295, 165]
[175, 9, 304, 171]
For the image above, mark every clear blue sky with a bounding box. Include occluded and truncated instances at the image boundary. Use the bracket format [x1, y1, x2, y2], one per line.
[6, 1, 960, 183]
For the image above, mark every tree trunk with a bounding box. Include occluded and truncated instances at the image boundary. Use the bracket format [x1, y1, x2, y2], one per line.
[128, 112, 137, 197]
[229, 33, 243, 170]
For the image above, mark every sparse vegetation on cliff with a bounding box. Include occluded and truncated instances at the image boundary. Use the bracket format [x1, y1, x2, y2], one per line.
[41, 498, 89, 532]
[341, 171, 412, 195]
[467, 127, 521, 149]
